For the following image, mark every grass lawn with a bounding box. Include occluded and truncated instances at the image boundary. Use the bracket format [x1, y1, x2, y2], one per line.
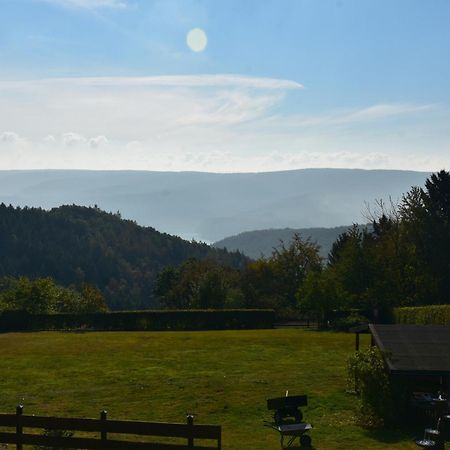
[0, 329, 423, 449]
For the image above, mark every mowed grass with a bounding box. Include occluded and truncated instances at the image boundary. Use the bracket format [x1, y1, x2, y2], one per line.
[0, 329, 418, 449]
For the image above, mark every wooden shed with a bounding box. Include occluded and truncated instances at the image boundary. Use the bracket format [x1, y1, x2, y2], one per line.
[369, 324, 450, 378]
[367, 323, 450, 404]
[361, 324, 450, 427]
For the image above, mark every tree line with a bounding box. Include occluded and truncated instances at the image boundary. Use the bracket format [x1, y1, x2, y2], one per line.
[156, 170, 450, 324]
[0, 276, 108, 314]
[1, 171, 449, 320]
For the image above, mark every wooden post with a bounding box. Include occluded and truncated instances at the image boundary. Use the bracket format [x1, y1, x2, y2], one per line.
[355, 332, 360, 351]
[187, 414, 194, 448]
[100, 410, 108, 448]
[16, 405, 23, 450]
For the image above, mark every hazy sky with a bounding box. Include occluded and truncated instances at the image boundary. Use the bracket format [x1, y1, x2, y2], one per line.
[1, 0, 450, 172]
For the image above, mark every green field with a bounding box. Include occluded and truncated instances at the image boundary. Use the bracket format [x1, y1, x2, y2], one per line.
[0, 329, 421, 449]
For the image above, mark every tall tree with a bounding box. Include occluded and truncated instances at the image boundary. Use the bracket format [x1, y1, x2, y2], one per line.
[241, 234, 323, 315]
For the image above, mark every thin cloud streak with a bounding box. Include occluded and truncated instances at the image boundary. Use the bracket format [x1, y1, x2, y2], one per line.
[264, 103, 436, 130]
[0, 75, 303, 90]
[346, 103, 434, 121]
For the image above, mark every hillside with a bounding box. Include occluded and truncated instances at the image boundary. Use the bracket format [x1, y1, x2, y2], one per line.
[0, 204, 246, 310]
[0, 169, 429, 242]
[213, 225, 369, 259]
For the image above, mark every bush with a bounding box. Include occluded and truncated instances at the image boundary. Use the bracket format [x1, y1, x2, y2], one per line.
[347, 346, 397, 427]
[332, 313, 367, 331]
[0, 309, 275, 332]
[394, 305, 450, 325]
[0, 276, 108, 315]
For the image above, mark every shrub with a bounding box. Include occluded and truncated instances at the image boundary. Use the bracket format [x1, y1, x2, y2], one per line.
[347, 346, 396, 427]
[0, 276, 108, 315]
[0, 309, 275, 332]
[394, 305, 450, 325]
[332, 313, 367, 331]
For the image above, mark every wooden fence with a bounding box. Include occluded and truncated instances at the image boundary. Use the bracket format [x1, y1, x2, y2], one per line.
[0, 406, 221, 449]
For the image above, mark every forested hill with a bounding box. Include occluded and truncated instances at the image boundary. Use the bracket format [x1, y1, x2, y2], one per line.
[0, 204, 247, 310]
[213, 225, 371, 259]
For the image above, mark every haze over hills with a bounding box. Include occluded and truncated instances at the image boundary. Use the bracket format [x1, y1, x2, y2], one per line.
[213, 225, 371, 260]
[0, 169, 429, 242]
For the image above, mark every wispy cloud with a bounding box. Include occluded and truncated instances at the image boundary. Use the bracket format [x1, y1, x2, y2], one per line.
[269, 103, 435, 129]
[0, 75, 302, 141]
[342, 103, 433, 122]
[0, 75, 447, 172]
[0, 75, 303, 90]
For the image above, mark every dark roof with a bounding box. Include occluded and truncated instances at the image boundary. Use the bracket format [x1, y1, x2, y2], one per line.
[369, 324, 450, 376]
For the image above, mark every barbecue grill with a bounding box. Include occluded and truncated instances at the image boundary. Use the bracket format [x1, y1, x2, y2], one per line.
[265, 392, 313, 448]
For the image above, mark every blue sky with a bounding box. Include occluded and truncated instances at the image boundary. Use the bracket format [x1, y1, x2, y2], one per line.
[1, 0, 449, 171]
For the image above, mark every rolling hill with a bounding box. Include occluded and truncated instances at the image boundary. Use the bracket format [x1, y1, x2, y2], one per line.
[213, 225, 370, 259]
[0, 168, 429, 242]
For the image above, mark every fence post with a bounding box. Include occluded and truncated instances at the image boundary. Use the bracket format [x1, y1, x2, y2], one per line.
[16, 405, 23, 450]
[187, 414, 194, 448]
[100, 410, 108, 448]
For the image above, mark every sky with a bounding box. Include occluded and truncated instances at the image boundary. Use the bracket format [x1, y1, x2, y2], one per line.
[0, 0, 450, 172]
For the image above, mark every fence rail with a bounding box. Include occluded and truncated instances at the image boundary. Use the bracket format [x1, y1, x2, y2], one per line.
[0, 406, 221, 450]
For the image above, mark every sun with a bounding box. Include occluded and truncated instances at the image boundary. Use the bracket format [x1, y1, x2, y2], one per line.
[186, 28, 207, 52]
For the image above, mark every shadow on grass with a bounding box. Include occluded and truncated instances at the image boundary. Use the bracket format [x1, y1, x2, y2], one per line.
[273, 446, 315, 450]
[362, 426, 416, 444]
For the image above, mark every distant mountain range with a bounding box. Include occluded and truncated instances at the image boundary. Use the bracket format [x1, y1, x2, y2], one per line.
[0, 169, 429, 242]
[213, 225, 370, 260]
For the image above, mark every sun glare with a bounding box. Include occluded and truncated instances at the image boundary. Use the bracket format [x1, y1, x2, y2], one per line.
[186, 28, 207, 52]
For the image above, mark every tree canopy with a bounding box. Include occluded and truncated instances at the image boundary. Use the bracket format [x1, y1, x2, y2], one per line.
[157, 170, 450, 322]
[0, 204, 247, 310]
[0, 276, 108, 314]
[296, 170, 450, 323]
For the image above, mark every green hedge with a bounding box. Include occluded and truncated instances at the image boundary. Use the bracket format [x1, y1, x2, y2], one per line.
[0, 309, 275, 332]
[394, 305, 450, 325]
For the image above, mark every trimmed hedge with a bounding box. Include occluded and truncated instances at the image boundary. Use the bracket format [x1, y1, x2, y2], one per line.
[0, 309, 275, 332]
[394, 305, 450, 325]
